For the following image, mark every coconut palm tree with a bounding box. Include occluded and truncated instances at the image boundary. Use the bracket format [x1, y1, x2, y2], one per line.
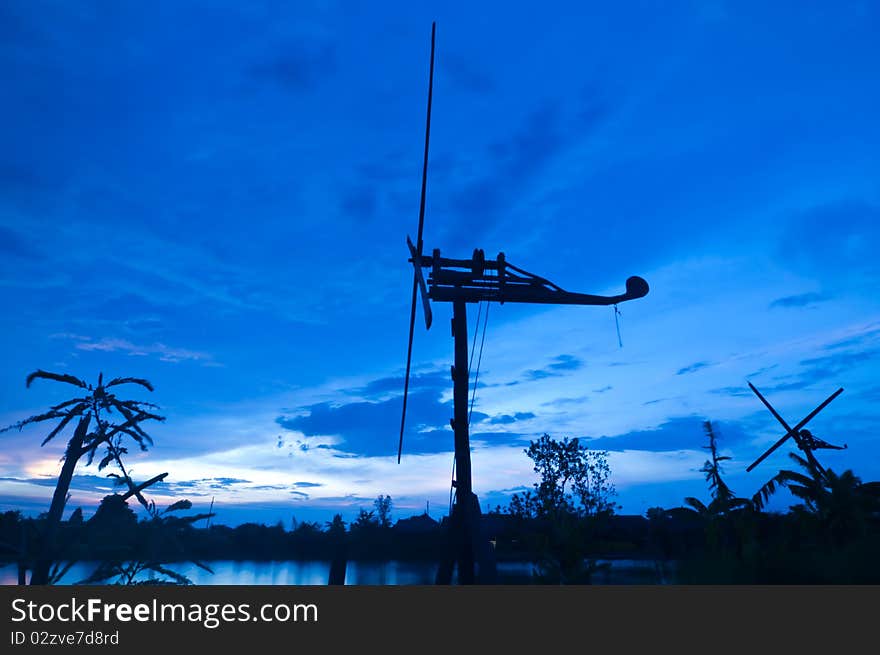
[1, 370, 163, 584]
[753, 452, 880, 545]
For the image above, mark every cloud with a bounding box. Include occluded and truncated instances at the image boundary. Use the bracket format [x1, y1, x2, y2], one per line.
[0, 474, 118, 495]
[487, 412, 536, 425]
[441, 53, 495, 95]
[798, 349, 879, 382]
[780, 201, 880, 282]
[676, 361, 713, 375]
[339, 187, 378, 221]
[352, 369, 450, 400]
[443, 99, 610, 245]
[769, 292, 830, 309]
[278, 390, 458, 457]
[710, 386, 754, 398]
[52, 333, 217, 365]
[821, 324, 880, 351]
[585, 417, 749, 453]
[524, 354, 584, 380]
[250, 41, 336, 92]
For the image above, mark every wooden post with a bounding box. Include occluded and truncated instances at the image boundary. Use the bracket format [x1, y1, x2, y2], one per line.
[451, 299, 475, 584]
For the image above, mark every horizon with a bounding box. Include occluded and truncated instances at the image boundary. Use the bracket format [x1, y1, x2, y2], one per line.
[1, 2, 879, 529]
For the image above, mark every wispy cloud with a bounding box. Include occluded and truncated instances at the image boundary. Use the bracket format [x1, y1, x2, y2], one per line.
[769, 292, 830, 309]
[487, 412, 535, 425]
[676, 361, 713, 376]
[524, 354, 584, 380]
[52, 334, 218, 365]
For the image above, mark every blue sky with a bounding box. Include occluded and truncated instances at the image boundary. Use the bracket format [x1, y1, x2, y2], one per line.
[1, 1, 878, 527]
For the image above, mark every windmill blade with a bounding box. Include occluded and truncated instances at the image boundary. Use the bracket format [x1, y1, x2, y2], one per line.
[398, 22, 437, 464]
[408, 235, 432, 329]
[749, 381, 797, 437]
[415, 21, 435, 254]
[746, 386, 844, 472]
[398, 291, 418, 464]
[746, 381, 821, 475]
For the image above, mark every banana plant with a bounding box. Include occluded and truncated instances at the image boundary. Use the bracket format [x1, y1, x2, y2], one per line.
[1, 370, 164, 584]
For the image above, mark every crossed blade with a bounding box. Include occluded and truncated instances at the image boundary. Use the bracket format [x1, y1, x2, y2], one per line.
[746, 382, 844, 473]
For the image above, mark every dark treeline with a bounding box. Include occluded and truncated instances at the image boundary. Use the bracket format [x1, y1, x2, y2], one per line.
[0, 503, 450, 576]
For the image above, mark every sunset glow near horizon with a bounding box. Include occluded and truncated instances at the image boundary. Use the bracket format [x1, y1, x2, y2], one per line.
[1, 1, 878, 527]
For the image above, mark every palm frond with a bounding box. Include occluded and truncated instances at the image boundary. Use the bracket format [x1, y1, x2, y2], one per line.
[40, 403, 89, 446]
[752, 475, 786, 510]
[97, 452, 115, 471]
[50, 397, 89, 411]
[177, 512, 214, 525]
[145, 563, 192, 585]
[109, 400, 146, 434]
[164, 499, 193, 513]
[116, 399, 161, 411]
[105, 377, 154, 392]
[191, 559, 214, 574]
[47, 559, 77, 585]
[683, 497, 708, 514]
[77, 561, 125, 585]
[26, 370, 88, 389]
[776, 469, 815, 487]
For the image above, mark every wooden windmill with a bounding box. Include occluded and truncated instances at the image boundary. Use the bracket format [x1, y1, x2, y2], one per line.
[397, 23, 650, 584]
[746, 381, 847, 476]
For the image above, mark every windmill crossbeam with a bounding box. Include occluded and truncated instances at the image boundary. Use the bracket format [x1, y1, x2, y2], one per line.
[411, 250, 649, 307]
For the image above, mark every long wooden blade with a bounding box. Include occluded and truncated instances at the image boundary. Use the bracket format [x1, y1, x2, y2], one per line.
[398, 22, 437, 464]
[415, 21, 436, 254]
[747, 386, 844, 472]
[749, 381, 796, 434]
[398, 279, 419, 463]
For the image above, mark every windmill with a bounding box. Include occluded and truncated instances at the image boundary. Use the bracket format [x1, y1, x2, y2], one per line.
[397, 23, 650, 584]
[746, 381, 847, 476]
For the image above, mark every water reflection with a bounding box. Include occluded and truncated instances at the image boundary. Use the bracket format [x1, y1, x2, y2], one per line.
[0, 559, 668, 585]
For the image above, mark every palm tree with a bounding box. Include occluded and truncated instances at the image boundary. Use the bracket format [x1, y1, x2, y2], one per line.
[684, 421, 750, 517]
[753, 452, 880, 545]
[681, 422, 753, 560]
[1, 370, 163, 584]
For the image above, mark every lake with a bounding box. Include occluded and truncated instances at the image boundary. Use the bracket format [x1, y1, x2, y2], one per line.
[0, 559, 672, 585]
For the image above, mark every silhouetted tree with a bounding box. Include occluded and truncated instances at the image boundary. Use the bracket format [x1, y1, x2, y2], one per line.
[351, 509, 378, 531]
[681, 421, 752, 557]
[505, 434, 617, 583]
[326, 514, 348, 585]
[68, 507, 84, 527]
[374, 495, 393, 528]
[1, 371, 163, 584]
[508, 434, 617, 519]
[684, 422, 749, 517]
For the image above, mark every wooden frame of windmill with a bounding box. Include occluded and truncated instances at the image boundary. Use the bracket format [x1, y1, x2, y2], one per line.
[746, 381, 846, 476]
[396, 23, 650, 584]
